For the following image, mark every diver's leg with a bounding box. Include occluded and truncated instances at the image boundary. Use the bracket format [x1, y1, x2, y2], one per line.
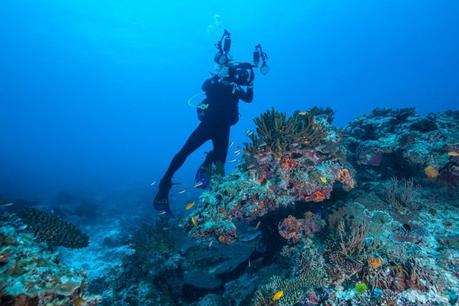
[154, 124, 211, 213]
[211, 125, 231, 176]
[194, 150, 215, 188]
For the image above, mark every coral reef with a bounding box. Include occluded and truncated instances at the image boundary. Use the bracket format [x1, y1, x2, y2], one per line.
[186, 108, 355, 243]
[344, 108, 459, 184]
[6, 107, 458, 306]
[0, 214, 99, 305]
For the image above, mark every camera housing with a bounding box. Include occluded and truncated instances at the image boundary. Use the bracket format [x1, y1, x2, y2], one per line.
[228, 63, 255, 86]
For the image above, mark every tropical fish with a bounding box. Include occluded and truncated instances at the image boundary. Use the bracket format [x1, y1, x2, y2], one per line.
[194, 181, 204, 188]
[319, 175, 327, 183]
[185, 201, 195, 210]
[246, 130, 253, 136]
[178, 189, 187, 194]
[228, 158, 238, 163]
[0, 202, 14, 207]
[150, 181, 157, 186]
[17, 224, 28, 230]
[255, 221, 261, 230]
[159, 210, 167, 215]
[191, 216, 198, 226]
[258, 142, 267, 149]
[229, 141, 234, 148]
[298, 111, 308, 115]
[272, 290, 284, 302]
[208, 240, 213, 248]
[448, 151, 459, 157]
[424, 166, 439, 178]
[248, 259, 251, 268]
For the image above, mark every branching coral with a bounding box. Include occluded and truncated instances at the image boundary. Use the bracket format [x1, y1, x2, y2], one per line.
[336, 219, 369, 258]
[19, 207, 89, 248]
[251, 240, 328, 306]
[385, 177, 420, 213]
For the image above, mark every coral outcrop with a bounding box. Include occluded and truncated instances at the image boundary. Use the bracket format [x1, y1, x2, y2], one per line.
[186, 108, 355, 243]
[0, 214, 99, 305]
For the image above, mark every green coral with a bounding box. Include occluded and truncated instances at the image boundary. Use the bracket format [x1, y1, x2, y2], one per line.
[244, 108, 326, 156]
[355, 281, 368, 294]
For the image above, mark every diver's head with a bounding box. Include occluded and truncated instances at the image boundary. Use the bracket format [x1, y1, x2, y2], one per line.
[228, 62, 255, 85]
[216, 65, 230, 79]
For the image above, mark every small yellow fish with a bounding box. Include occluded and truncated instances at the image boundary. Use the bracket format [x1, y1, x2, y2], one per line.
[319, 175, 327, 183]
[272, 290, 284, 302]
[424, 166, 439, 178]
[298, 111, 308, 116]
[191, 216, 198, 226]
[448, 151, 459, 157]
[185, 201, 195, 210]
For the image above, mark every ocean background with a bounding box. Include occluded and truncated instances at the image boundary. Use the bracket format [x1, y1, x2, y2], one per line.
[1, 0, 458, 206]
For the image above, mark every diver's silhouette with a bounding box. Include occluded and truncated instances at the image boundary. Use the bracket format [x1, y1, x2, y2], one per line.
[153, 68, 254, 216]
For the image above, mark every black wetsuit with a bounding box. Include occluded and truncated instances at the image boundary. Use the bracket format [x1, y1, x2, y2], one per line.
[159, 75, 253, 187]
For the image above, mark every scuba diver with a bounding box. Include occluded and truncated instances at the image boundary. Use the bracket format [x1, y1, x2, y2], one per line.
[153, 30, 269, 216]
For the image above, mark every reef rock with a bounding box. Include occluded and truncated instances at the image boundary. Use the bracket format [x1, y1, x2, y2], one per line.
[344, 108, 459, 183]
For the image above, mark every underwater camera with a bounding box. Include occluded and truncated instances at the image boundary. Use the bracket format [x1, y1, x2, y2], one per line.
[213, 30, 269, 84]
[228, 62, 255, 86]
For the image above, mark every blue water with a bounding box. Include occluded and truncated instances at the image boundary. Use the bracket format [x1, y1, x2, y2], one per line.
[1, 0, 458, 200]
